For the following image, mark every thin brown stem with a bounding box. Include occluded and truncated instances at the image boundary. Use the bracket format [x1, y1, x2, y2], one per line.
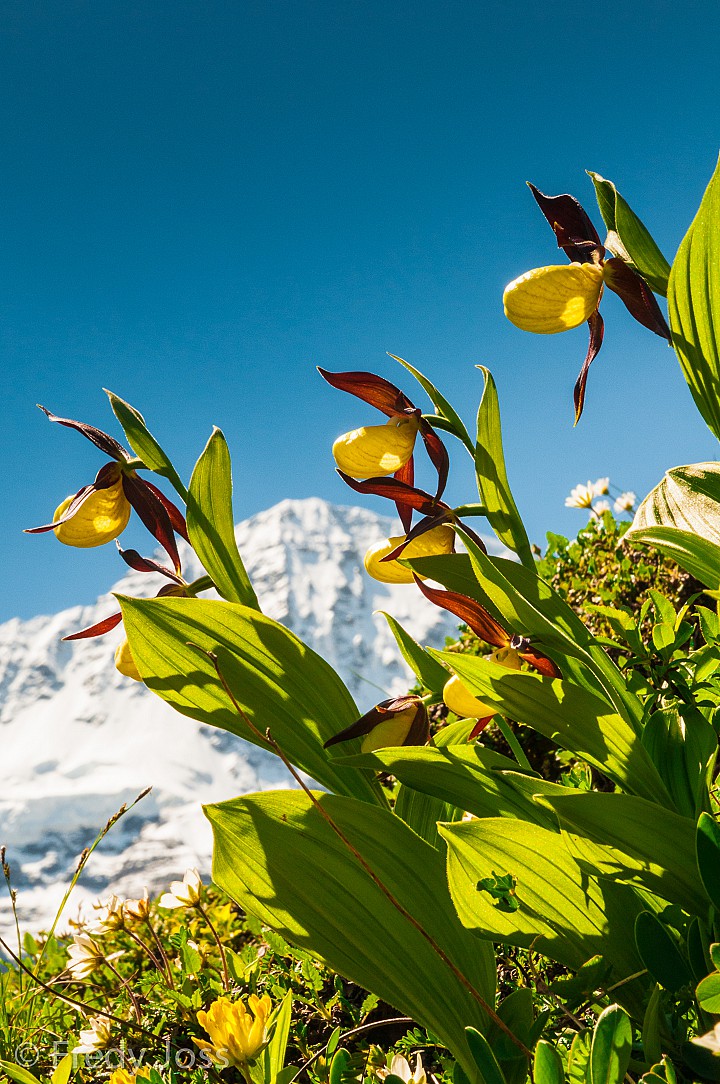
[202, 648, 531, 1060]
[105, 957, 143, 1025]
[196, 902, 230, 992]
[143, 919, 176, 989]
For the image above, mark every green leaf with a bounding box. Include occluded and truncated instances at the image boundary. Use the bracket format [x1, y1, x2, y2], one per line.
[590, 1005, 632, 1084]
[440, 817, 646, 986]
[668, 155, 720, 439]
[687, 918, 710, 982]
[628, 526, 720, 589]
[474, 368, 533, 568]
[587, 172, 670, 296]
[696, 971, 720, 1012]
[568, 1032, 591, 1084]
[642, 708, 716, 820]
[51, 1056, 73, 1084]
[641, 985, 663, 1069]
[105, 389, 188, 500]
[340, 744, 561, 828]
[534, 1041, 564, 1084]
[377, 611, 449, 694]
[206, 790, 496, 1084]
[119, 595, 384, 804]
[696, 812, 720, 910]
[634, 911, 693, 992]
[430, 652, 671, 805]
[0, 1064, 43, 1084]
[465, 1027, 509, 1084]
[390, 353, 474, 454]
[186, 428, 260, 608]
[329, 1049, 352, 1084]
[491, 988, 535, 1084]
[538, 792, 709, 915]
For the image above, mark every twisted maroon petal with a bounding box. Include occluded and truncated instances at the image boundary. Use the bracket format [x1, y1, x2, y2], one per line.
[419, 420, 449, 500]
[37, 405, 129, 462]
[62, 612, 123, 641]
[116, 544, 185, 584]
[573, 310, 605, 425]
[413, 576, 510, 648]
[318, 368, 415, 417]
[142, 480, 189, 542]
[527, 185, 604, 264]
[121, 474, 181, 573]
[393, 457, 415, 533]
[336, 471, 445, 517]
[602, 258, 671, 340]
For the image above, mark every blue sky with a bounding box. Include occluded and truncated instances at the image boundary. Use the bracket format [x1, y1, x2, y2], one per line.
[2, 0, 719, 620]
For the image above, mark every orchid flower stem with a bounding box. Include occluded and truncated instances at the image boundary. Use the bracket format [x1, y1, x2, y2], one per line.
[143, 920, 175, 989]
[494, 717, 533, 772]
[200, 646, 531, 1061]
[196, 902, 230, 992]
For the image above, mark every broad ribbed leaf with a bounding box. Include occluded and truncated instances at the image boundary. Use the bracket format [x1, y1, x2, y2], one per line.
[634, 911, 692, 993]
[105, 389, 188, 500]
[341, 744, 560, 827]
[207, 790, 495, 1083]
[119, 596, 384, 804]
[538, 792, 708, 915]
[431, 652, 671, 805]
[588, 173, 670, 296]
[377, 611, 449, 694]
[668, 155, 720, 439]
[187, 428, 260, 608]
[440, 818, 646, 993]
[627, 527, 720, 588]
[475, 368, 533, 568]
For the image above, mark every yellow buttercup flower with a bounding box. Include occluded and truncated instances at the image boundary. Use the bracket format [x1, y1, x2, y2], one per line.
[195, 995, 272, 1068]
[53, 478, 131, 548]
[114, 639, 142, 681]
[364, 524, 455, 584]
[503, 263, 604, 334]
[332, 416, 419, 479]
[109, 1070, 151, 1084]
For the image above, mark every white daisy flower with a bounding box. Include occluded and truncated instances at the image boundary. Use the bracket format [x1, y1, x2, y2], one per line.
[159, 868, 203, 909]
[565, 482, 594, 509]
[614, 491, 637, 513]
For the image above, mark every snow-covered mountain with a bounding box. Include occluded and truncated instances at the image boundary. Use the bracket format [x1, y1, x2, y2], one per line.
[0, 498, 503, 935]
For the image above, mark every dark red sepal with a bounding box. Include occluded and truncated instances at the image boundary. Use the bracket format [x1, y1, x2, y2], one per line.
[62, 611, 123, 641]
[393, 457, 415, 533]
[413, 575, 509, 648]
[336, 472, 446, 517]
[116, 544, 185, 584]
[419, 420, 449, 500]
[573, 311, 605, 425]
[527, 184, 604, 264]
[142, 479, 190, 542]
[24, 463, 122, 535]
[37, 405, 130, 462]
[518, 645, 562, 678]
[121, 474, 181, 573]
[317, 368, 414, 417]
[602, 258, 671, 341]
[324, 695, 429, 749]
[468, 715, 495, 740]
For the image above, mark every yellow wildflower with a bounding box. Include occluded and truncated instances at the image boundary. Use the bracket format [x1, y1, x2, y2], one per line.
[503, 263, 604, 334]
[109, 1070, 151, 1084]
[53, 475, 131, 548]
[364, 524, 455, 584]
[195, 994, 272, 1067]
[332, 415, 419, 479]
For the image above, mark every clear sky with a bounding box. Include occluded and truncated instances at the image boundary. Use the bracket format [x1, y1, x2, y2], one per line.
[2, 0, 719, 621]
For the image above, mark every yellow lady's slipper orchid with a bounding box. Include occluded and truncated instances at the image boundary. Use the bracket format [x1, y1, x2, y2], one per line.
[114, 639, 142, 682]
[360, 705, 420, 753]
[364, 524, 455, 584]
[442, 675, 495, 720]
[195, 994, 272, 1067]
[53, 478, 131, 548]
[492, 646, 522, 670]
[332, 415, 419, 479]
[503, 263, 604, 334]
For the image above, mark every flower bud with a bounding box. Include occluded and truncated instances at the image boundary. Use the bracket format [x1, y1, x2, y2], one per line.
[364, 524, 455, 584]
[332, 416, 419, 479]
[503, 263, 604, 334]
[114, 639, 142, 682]
[442, 675, 495, 720]
[53, 478, 131, 548]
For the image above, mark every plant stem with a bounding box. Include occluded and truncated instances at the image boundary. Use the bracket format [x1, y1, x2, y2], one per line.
[494, 716, 533, 771]
[196, 903, 230, 992]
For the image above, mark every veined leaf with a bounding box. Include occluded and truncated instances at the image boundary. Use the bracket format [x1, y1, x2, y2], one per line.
[119, 595, 384, 804]
[538, 792, 709, 915]
[627, 527, 720, 589]
[475, 367, 533, 568]
[186, 428, 260, 608]
[390, 354, 474, 454]
[440, 818, 646, 999]
[430, 652, 671, 805]
[590, 1005, 632, 1084]
[105, 389, 188, 500]
[206, 790, 496, 1084]
[668, 155, 720, 440]
[588, 172, 670, 296]
[634, 911, 693, 992]
[341, 744, 560, 827]
[377, 611, 449, 694]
